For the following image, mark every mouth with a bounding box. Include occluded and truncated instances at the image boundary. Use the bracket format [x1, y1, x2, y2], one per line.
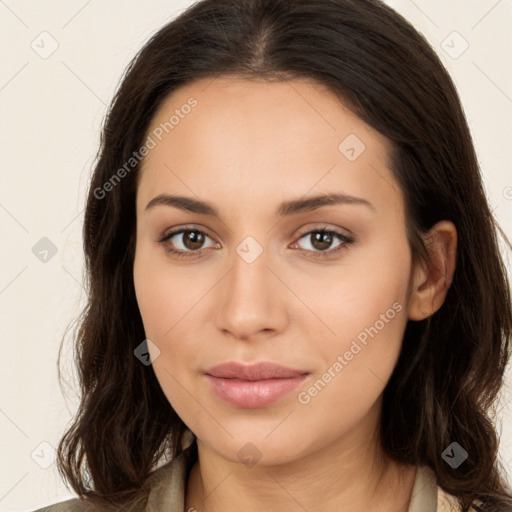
[205, 361, 309, 408]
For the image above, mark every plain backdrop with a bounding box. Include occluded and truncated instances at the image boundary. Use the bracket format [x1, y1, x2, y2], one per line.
[1, 0, 511, 510]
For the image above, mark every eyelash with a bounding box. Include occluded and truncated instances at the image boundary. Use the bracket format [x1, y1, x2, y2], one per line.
[158, 226, 355, 260]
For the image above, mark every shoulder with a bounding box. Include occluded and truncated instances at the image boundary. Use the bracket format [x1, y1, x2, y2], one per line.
[30, 497, 100, 512]
[438, 483, 492, 512]
[30, 494, 148, 512]
[31, 432, 197, 512]
[412, 464, 486, 512]
[30, 455, 189, 512]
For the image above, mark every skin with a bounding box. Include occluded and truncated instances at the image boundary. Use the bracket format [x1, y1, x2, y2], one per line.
[133, 76, 457, 512]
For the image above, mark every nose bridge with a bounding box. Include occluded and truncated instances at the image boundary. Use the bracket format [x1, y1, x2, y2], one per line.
[214, 235, 287, 338]
[231, 236, 269, 295]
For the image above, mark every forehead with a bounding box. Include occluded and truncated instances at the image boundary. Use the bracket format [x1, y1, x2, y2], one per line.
[137, 76, 402, 219]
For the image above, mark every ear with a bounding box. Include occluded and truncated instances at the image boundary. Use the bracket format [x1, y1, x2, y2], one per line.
[408, 220, 457, 321]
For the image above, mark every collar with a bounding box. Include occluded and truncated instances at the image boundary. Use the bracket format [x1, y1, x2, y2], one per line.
[144, 433, 464, 512]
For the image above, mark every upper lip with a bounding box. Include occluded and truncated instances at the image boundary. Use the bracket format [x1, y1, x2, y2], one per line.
[205, 362, 308, 381]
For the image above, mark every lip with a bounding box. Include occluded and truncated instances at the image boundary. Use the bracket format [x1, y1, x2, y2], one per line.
[205, 362, 309, 408]
[206, 361, 308, 380]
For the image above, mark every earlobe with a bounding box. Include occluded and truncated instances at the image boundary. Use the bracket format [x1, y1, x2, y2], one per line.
[407, 220, 457, 321]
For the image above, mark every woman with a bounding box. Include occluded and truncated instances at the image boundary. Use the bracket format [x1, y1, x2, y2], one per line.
[34, 0, 512, 510]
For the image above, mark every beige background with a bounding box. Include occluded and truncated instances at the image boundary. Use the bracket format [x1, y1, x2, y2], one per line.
[0, 0, 511, 510]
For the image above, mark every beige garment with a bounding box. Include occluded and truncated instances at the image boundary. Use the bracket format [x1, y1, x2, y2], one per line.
[32, 432, 483, 512]
[142, 451, 476, 512]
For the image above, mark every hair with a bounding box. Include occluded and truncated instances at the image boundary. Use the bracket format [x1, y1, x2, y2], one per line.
[56, 0, 512, 510]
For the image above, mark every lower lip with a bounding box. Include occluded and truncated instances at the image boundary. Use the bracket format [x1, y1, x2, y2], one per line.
[205, 374, 308, 408]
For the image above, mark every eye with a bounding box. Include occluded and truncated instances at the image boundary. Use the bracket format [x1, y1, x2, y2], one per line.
[292, 228, 355, 258]
[158, 226, 355, 260]
[158, 228, 218, 258]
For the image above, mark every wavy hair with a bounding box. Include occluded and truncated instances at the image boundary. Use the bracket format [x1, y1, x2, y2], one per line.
[56, 0, 512, 509]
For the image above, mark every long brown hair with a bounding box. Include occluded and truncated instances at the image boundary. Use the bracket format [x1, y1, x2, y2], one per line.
[57, 0, 512, 510]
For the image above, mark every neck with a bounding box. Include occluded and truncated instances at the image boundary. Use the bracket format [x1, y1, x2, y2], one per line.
[184, 405, 416, 512]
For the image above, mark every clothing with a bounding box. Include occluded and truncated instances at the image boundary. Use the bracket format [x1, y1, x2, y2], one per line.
[32, 432, 484, 512]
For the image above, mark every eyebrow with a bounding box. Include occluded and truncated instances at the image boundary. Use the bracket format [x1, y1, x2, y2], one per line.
[145, 192, 375, 218]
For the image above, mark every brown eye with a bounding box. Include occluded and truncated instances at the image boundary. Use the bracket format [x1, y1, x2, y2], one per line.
[159, 228, 218, 256]
[182, 230, 206, 250]
[309, 231, 334, 251]
[296, 229, 355, 257]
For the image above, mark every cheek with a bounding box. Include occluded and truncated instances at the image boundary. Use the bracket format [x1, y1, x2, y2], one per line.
[133, 245, 199, 409]
[298, 235, 412, 407]
[296, 231, 412, 350]
[133, 244, 164, 337]
[133, 242, 202, 339]
[295, 291, 409, 449]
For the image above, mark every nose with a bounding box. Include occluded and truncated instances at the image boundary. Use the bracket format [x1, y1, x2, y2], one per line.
[214, 242, 289, 342]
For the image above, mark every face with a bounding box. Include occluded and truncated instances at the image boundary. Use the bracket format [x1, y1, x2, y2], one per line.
[133, 76, 415, 466]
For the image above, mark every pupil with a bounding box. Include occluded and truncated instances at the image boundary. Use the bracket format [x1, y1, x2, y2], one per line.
[185, 231, 204, 250]
[313, 232, 332, 251]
